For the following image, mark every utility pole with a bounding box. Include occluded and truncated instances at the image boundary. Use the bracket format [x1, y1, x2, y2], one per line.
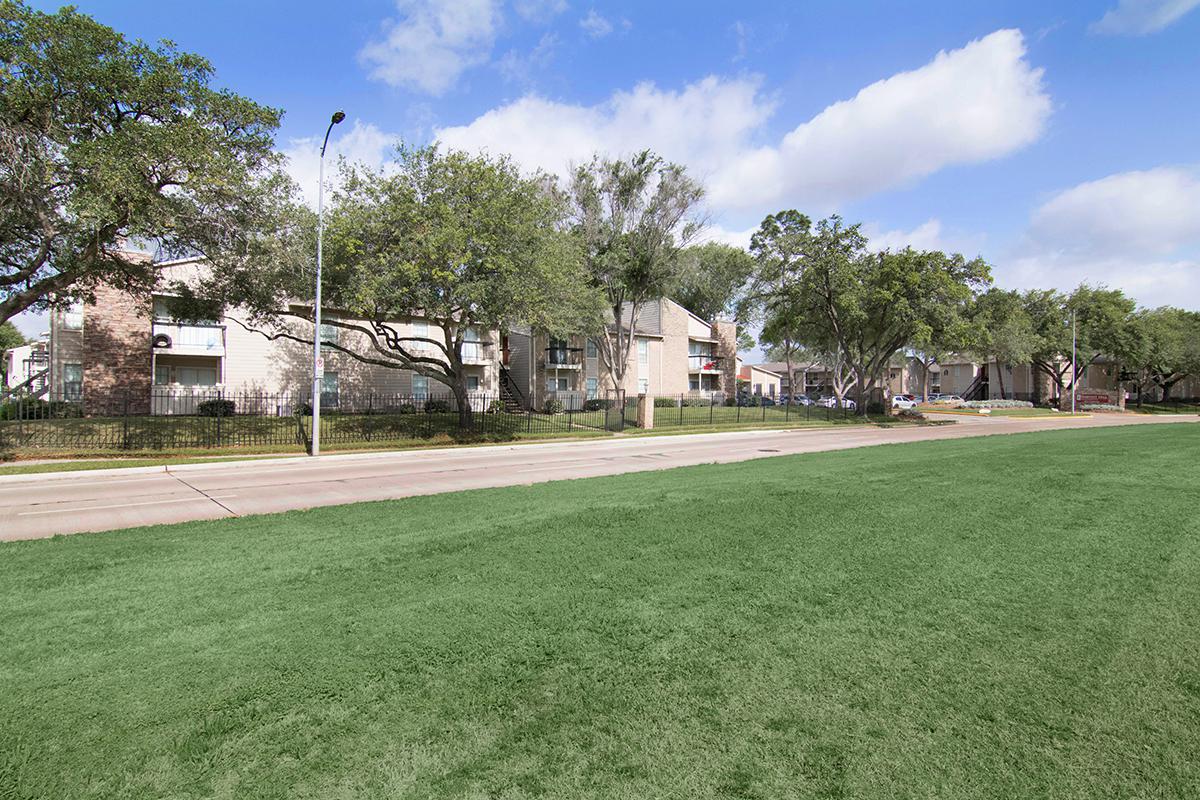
[1071, 309, 1077, 415]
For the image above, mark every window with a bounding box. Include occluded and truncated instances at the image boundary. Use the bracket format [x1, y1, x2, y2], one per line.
[638, 378, 649, 395]
[689, 377, 699, 391]
[63, 363, 83, 400]
[319, 321, 340, 347]
[466, 375, 480, 392]
[412, 374, 429, 398]
[63, 303, 83, 331]
[585, 339, 598, 359]
[554, 376, 569, 391]
[177, 366, 217, 386]
[637, 338, 649, 365]
[754, 382, 762, 395]
[586, 377, 598, 399]
[462, 328, 481, 361]
[548, 337, 569, 364]
[321, 371, 339, 407]
[412, 320, 428, 349]
[154, 365, 170, 385]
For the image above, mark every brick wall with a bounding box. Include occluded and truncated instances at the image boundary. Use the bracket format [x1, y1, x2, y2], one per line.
[712, 320, 737, 395]
[82, 284, 152, 414]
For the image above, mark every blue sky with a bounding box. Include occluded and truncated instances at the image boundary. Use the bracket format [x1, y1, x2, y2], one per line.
[15, 0, 1200, 341]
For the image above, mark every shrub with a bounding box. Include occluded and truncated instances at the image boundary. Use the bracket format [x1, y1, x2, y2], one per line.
[724, 397, 737, 407]
[743, 395, 761, 407]
[961, 399, 1034, 409]
[543, 398, 564, 415]
[196, 398, 236, 417]
[0, 398, 83, 420]
[683, 396, 712, 407]
[488, 399, 506, 414]
[653, 397, 678, 408]
[583, 398, 613, 411]
[1081, 403, 1123, 412]
[394, 402, 418, 415]
[896, 408, 926, 422]
[424, 399, 451, 414]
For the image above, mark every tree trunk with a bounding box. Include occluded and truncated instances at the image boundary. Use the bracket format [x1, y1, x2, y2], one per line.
[921, 361, 930, 401]
[784, 339, 793, 405]
[996, 360, 1007, 400]
[452, 381, 474, 432]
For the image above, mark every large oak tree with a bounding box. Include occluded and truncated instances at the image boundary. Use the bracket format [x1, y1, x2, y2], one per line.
[0, 2, 288, 323]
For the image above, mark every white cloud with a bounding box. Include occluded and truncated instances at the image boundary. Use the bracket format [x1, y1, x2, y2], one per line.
[514, 0, 567, 23]
[1028, 167, 1200, 256]
[283, 121, 397, 208]
[579, 9, 613, 38]
[1005, 166, 1200, 309]
[497, 32, 559, 85]
[864, 219, 947, 252]
[1090, 0, 1200, 35]
[697, 224, 758, 250]
[709, 29, 1050, 212]
[359, 0, 501, 95]
[436, 74, 776, 187]
[435, 29, 1050, 216]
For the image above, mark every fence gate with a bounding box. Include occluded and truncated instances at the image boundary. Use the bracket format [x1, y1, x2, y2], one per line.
[603, 391, 626, 432]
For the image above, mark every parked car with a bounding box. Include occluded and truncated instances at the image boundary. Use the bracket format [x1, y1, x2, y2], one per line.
[816, 396, 856, 409]
[932, 394, 963, 405]
[891, 394, 917, 410]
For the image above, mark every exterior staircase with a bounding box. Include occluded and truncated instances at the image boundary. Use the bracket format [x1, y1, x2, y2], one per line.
[962, 372, 987, 401]
[1, 367, 50, 402]
[499, 366, 527, 412]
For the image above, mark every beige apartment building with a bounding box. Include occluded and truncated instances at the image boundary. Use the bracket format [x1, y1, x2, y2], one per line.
[505, 298, 738, 411]
[35, 257, 737, 415]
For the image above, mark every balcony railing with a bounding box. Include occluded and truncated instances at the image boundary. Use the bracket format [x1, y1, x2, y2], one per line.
[152, 321, 225, 355]
[460, 341, 491, 365]
[687, 353, 724, 372]
[544, 347, 583, 368]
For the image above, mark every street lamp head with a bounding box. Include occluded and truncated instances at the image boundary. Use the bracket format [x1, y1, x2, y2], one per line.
[331, 111, 346, 125]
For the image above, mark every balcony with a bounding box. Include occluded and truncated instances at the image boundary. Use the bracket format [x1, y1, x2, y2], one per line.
[687, 353, 724, 373]
[544, 347, 583, 369]
[460, 340, 492, 366]
[152, 321, 225, 356]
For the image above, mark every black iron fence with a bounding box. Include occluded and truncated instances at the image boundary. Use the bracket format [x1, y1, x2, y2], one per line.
[0, 388, 632, 453]
[636, 393, 855, 428]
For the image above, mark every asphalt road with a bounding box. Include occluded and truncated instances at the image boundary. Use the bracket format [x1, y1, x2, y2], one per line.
[2, 413, 1195, 542]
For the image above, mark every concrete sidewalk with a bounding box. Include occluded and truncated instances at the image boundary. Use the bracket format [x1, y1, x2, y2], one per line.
[1, 413, 1194, 541]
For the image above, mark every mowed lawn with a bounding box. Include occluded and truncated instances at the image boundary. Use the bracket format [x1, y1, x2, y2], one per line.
[2, 426, 1199, 799]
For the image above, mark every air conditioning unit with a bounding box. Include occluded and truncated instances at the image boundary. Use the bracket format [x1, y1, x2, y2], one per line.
[152, 333, 173, 348]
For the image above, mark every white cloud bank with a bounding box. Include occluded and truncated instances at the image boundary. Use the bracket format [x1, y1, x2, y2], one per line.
[1006, 166, 1200, 309]
[436, 29, 1051, 216]
[1090, 0, 1200, 35]
[359, 0, 501, 95]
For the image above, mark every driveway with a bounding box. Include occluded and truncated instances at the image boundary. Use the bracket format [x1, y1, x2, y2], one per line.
[1, 413, 1194, 541]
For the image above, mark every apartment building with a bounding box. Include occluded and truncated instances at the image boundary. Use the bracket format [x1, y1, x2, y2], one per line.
[38, 255, 501, 414]
[504, 298, 738, 411]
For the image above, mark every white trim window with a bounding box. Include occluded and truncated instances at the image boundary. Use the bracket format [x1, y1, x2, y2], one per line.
[637, 338, 649, 366]
[62, 303, 83, 331]
[412, 374, 429, 399]
[412, 320, 428, 350]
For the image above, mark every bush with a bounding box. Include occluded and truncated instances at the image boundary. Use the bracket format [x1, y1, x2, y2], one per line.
[683, 396, 712, 407]
[723, 397, 737, 407]
[961, 399, 1034, 409]
[653, 397, 679, 408]
[1081, 403, 1123, 412]
[0, 398, 83, 420]
[583, 398, 613, 411]
[424, 399, 451, 414]
[395, 402, 418, 415]
[196, 398, 236, 417]
[743, 395, 761, 407]
[896, 408, 926, 421]
[488, 399, 506, 414]
[543, 398, 564, 415]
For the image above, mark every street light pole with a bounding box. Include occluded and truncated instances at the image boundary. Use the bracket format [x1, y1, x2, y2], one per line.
[1071, 309, 1077, 415]
[311, 110, 345, 456]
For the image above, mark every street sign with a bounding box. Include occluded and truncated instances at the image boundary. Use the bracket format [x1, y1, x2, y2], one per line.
[316, 356, 325, 371]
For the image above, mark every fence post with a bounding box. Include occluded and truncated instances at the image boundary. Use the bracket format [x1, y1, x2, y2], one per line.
[737, 399, 741, 422]
[785, 399, 790, 421]
[216, 388, 223, 447]
[122, 389, 131, 450]
[762, 401, 766, 422]
[710, 393, 714, 425]
[679, 394, 684, 426]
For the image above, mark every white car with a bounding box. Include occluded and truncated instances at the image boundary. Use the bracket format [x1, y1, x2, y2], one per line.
[891, 394, 917, 410]
[817, 396, 856, 409]
[932, 394, 964, 405]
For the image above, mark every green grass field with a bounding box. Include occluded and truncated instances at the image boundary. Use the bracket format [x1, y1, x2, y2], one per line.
[2, 425, 1198, 798]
